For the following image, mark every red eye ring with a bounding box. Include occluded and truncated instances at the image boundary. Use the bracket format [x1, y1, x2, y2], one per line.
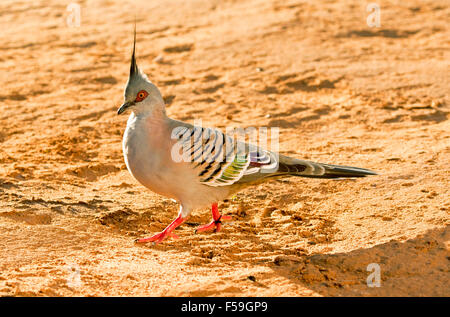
[135, 90, 148, 102]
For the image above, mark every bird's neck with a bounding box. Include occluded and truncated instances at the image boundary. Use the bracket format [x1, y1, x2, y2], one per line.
[129, 105, 169, 130]
[132, 100, 167, 119]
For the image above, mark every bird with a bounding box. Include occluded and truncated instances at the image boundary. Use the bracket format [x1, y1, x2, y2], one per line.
[117, 29, 377, 244]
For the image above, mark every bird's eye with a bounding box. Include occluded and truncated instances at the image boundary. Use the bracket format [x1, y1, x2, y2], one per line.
[135, 90, 148, 102]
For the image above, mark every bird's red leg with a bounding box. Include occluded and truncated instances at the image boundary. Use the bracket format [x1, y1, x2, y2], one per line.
[135, 214, 185, 244]
[196, 202, 232, 233]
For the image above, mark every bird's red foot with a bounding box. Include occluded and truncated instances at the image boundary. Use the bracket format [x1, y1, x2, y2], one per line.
[135, 214, 184, 244]
[135, 231, 179, 244]
[195, 203, 232, 233]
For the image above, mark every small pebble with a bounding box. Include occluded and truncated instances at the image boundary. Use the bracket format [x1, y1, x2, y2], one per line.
[153, 55, 164, 63]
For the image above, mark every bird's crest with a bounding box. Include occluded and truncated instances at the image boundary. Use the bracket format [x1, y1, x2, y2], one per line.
[130, 23, 138, 78]
[127, 22, 150, 87]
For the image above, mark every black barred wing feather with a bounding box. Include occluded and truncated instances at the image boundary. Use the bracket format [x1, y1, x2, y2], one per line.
[172, 126, 277, 187]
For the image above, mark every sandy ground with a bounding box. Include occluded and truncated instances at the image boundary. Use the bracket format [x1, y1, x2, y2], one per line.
[0, 0, 449, 297]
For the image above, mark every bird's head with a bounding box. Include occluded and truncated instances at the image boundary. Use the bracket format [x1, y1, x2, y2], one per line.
[117, 28, 164, 116]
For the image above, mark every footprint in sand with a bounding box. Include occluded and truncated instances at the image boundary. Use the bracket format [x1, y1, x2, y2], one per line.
[163, 43, 194, 53]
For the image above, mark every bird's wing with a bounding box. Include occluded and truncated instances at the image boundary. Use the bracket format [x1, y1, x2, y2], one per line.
[172, 125, 277, 187]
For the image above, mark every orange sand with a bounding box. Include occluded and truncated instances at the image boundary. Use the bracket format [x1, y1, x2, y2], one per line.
[0, 0, 448, 296]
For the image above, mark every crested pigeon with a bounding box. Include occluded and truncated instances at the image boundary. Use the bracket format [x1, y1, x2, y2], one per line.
[117, 30, 377, 244]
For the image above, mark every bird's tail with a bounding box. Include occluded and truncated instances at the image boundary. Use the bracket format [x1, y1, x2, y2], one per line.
[277, 155, 377, 179]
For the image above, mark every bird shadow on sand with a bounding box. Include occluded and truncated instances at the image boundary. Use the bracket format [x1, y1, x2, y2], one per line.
[131, 221, 449, 296]
[263, 225, 449, 296]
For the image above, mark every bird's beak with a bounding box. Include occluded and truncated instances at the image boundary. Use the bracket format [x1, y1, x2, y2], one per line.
[117, 101, 135, 115]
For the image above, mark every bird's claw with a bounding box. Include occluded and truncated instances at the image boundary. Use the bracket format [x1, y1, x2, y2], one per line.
[135, 231, 178, 244]
[195, 215, 232, 233]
